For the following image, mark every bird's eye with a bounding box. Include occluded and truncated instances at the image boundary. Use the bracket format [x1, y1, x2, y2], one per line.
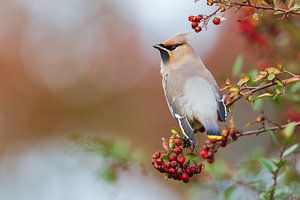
[169, 45, 178, 51]
[159, 43, 181, 51]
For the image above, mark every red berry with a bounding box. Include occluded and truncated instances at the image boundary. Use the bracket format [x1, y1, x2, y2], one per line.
[153, 151, 161, 159]
[151, 159, 156, 165]
[171, 161, 177, 167]
[177, 167, 183, 175]
[190, 166, 197, 173]
[213, 17, 221, 25]
[191, 22, 199, 29]
[222, 129, 229, 138]
[194, 15, 201, 22]
[220, 139, 227, 147]
[210, 139, 216, 144]
[164, 161, 171, 168]
[186, 167, 192, 174]
[195, 26, 202, 33]
[173, 146, 182, 155]
[229, 128, 236, 136]
[201, 149, 208, 158]
[181, 173, 189, 182]
[174, 138, 182, 146]
[169, 155, 177, 162]
[188, 15, 194, 22]
[207, 157, 215, 164]
[168, 168, 176, 174]
[177, 155, 185, 164]
[155, 164, 162, 170]
[207, 151, 213, 158]
[156, 158, 163, 165]
[199, 126, 206, 132]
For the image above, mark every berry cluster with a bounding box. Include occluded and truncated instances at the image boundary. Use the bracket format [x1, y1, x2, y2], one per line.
[200, 128, 238, 163]
[188, 15, 222, 33]
[152, 135, 204, 183]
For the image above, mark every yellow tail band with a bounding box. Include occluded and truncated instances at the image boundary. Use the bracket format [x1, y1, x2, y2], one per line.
[207, 135, 223, 140]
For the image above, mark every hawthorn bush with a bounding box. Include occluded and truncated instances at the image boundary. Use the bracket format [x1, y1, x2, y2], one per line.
[79, 0, 300, 199]
[151, 0, 300, 199]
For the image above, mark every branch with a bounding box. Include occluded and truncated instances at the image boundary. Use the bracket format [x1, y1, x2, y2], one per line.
[226, 75, 300, 107]
[269, 147, 285, 200]
[237, 121, 300, 137]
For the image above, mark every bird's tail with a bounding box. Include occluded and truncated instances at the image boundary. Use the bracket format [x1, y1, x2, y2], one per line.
[202, 119, 222, 140]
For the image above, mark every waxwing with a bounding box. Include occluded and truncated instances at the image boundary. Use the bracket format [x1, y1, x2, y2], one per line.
[153, 33, 227, 145]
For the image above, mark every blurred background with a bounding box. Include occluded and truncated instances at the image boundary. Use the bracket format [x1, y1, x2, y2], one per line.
[0, 0, 298, 199]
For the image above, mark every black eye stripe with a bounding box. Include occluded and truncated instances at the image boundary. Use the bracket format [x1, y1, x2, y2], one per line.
[159, 43, 182, 51]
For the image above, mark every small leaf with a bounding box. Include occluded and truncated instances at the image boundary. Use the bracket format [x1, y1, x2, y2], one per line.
[259, 158, 275, 174]
[252, 98, 263, 111]
[253, 74, 267, 82]
[265, 67, 282, 74]
[275, 79, 284, 87]
[171, 128, 181, 135]
[185, 153, 197, 162]
[245, 121, 259, 127]
[246, 95, 254, 102]
[267, 73, 276, 81]
[252, 12, 259, 20]
[256, 93, 273, 99]
[290, 81, 300, 93]
[282, 122, 296, 138]
[162, 154, 170, 162]
[285, 77, 300, 84]
[238, 75, 250, 86]
[228, 85, 240, 92]
[224, 185, 235, 200]
[272, 159, 287, 168]
[267, 130, 281, 148]
[100, 168, 117, 182]
[283, 144, 299, 158]
[232, 54, 243, 76]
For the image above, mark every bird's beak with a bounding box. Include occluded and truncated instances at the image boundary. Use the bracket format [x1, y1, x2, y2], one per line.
[153, 44, 161, 50]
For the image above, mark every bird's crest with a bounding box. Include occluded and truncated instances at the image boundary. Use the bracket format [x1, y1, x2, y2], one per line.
[162, 33, 190, 46]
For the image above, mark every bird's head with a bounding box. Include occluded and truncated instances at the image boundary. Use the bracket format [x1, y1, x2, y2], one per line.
[153, 33, 198, 69]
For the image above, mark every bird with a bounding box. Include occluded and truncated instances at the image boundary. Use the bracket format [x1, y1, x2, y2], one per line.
[153, 33, 227, 145]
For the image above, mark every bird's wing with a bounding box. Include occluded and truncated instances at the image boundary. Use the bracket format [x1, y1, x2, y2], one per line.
[196, 64, 227, 122]
[162, 75, 198, 144]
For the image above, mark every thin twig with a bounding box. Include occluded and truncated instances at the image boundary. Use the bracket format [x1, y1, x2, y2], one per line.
[226, 75, 300, 107]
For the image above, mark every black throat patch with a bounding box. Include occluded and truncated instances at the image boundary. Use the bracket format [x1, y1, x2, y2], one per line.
[158, 49, 170, 63]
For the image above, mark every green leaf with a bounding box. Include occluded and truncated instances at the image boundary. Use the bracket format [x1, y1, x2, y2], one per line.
[265, 67, 281, 75]
[259, 158, 275, 174]
[267, 73, 276, 81]
[185, 153, 197, 162]
[111, 139, 130, 160]
[256, 93, 273, 99]
[252, 12, 259, 20]
[267, 130, 281, 148]
[100, 167, 117, 182]
[283, 144, 299, 158]
[290, 81, 300, 93]
[171, 128, 181, 135]
[237, 75, 250, 86]
[252, 98, 263, 111]
[272, 159, 287, 168]
[282, 122, 296, 138]
[232, 54, 243, 77]
[253, 74, 267, 82]
[224, 185, 235, 200]
[162, 154, 170, 162]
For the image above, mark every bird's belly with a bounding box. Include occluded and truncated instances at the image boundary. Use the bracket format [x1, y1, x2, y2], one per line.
[184, 77, 218, 123]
